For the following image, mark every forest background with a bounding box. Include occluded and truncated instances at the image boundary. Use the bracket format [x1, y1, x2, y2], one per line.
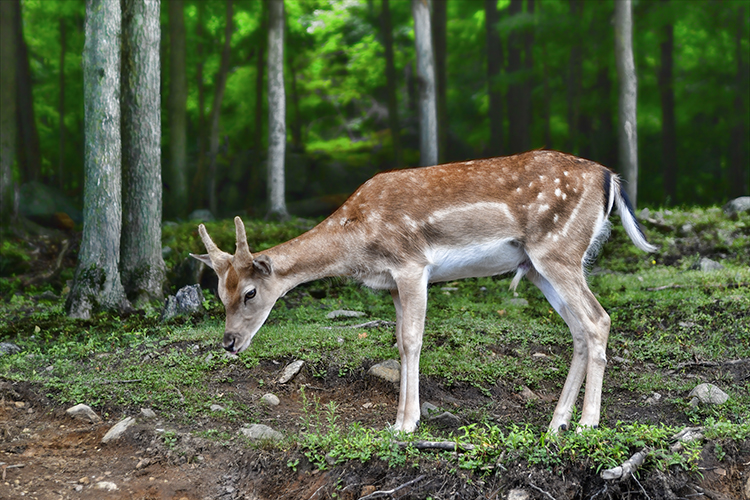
[3, 0, 748, 223]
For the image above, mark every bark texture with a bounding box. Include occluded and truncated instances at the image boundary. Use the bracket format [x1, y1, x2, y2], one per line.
[67, 0, 129, 319]
[432, 0, 447, 163]
[659, 0, 677, 204]
[485, 0, 504, 156]
[0, 0, 17, 224]
[411, 0, 438, 167]
[267, 0, 288, 219]
[168, 0, 188, 217]
[614, 0, 639, 207]
[14, 0, 42, 184]
[121, 0, 166, 306]
[380, 0, 402, 167]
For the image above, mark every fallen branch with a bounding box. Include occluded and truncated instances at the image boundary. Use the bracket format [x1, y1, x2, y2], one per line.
[600, 447, 650, 480]
[323, 320, 395, 330]
[394, 440, 475, 452]
[358, 474, 426, 500]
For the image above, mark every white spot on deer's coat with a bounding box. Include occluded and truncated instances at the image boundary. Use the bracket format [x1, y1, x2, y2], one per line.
[555, 188, 562, 197]
[553, 214, 559, 223]
[553, 234, 559, 242]
[564, 171, 569, 176]
[516, 187, 522, 194]
[555, 178, 561, 184]
[537, 192, 545, 200]
[562, 193, 567, 200]
[538, 204, 550, 213]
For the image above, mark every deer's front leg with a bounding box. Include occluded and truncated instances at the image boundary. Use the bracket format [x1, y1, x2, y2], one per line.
[390, 269, 428, 432]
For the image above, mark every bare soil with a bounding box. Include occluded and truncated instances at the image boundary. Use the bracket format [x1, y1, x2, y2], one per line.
[1, 358, 748, 500]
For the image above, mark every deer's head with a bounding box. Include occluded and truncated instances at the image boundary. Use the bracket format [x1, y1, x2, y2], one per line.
[191, 217, 279, 354]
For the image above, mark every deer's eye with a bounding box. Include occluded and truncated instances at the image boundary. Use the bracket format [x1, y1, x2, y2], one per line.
[244, 289, 256, 304]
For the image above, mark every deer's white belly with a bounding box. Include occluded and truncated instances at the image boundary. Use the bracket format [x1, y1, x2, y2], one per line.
[426, 238, 526, 283]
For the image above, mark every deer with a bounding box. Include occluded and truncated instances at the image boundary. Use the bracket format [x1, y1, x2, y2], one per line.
[192, 150, 657, 433]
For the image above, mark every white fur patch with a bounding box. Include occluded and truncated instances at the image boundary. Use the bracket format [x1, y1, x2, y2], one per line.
[426, 238, 525, 282]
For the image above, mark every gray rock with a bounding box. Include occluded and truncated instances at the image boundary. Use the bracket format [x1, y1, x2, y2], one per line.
[368, 359, 401, 383]
[101, 416, 136, 443]
[66, 403, 101, 423]
[428, 411, 461, 428]
[644, 392, 662, 405]
[187, 209, 215, 222]
[689, 383, 729, 405]
[240, 424, 283, 442]
[140, 408, 157, 419]
[691, 257, 724, 272]
[95, 481, 118, 492]
[210, 404, 225, 412]
[260, 393, 280, 406]
[520, 385, 540, 402]
[161, 284, 205, 321]
[507, 489, 531, 500]
[278, 360, 305, 384]
[326, 309, 366, 319]
[507, 298, 529, 307]
[723, 196, 750, 218]
[421, 402, 440, 419]
[0, 342, 21, 356]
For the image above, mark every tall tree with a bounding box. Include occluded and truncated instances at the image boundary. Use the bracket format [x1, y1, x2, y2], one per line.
[432, 0, 447, 163]
[121, 0, 165, 306]
[267, 0, 288, 219]
[506, 0, 523, 153]
[14, 0, 42, 183]
[0, 0, 18, 225]
[485, 0, 503, 156]
[658, 0, 677, 204]
[411, 0, 438, 167]
[191, 0, 207, 211]
[566, 0, 583, 155]
[168, 0, 188, 217]
[207, 0, 234, 217]
[254, 0, 267, 154]
[58, 17, 67, 190]
[380, 0, 403, 168]
[729, 4, 748, 198]
[614, 0, 639, 207]
[67, 0, 129, 319]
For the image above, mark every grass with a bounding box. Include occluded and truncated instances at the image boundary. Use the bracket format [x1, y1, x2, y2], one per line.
[1, 206, 749, 476]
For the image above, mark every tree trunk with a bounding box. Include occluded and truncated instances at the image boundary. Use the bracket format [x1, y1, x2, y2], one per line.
[190, 0, 207, 211]
[67, 0, 129, 319]
[254, 0, 267, 154]
[433, 0, 447, 163]
[14, 0, 42, 184]
[289, 57, 303, 152]
[121, 0, 165, 307]
[168, 0, 188, 217]
[506, 0, 523, 153]
[207, 0, 233, 217]
[58, 18, 67, 190]
[729, 5, 748, 198]
[266, 0, 288, 219]
[566, 0, 582, 155]
[614, 0, 639, 207]
[380, 0, 402, 168]
[520, 0, 534, 151]
[659, 0, 677, 204]
[0, 0, 17, 225]
[411, 0, 438, 167]
[485, 0, 504, 157]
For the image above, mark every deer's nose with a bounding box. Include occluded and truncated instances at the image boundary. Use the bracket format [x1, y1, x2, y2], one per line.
[223, 332, 238, 353]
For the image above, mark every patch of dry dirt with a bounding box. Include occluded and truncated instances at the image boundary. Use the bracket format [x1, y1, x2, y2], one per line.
[2, 361, 749, 500]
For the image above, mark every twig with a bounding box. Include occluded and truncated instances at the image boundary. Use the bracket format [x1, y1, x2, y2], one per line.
[323, 320, 396, 330]
[631, 472, 652, 500]
[308, 483, 326, 500]
[394, 440, 475, 452]
[528, 482, 558, 500]
[600, 447, 650, 480]
[358, 475, 426, 500]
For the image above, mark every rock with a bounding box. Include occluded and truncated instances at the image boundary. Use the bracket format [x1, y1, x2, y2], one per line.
[66, 403, 102, 423]
[691, 257, 724, 272]
[520, 386, 541, 402]
[95, 481, 118, 491]
[102, 416, 137, 443]
[326, 309, 366, 319]
[239, 424, 283, 442]
[161, 284, 205, 321]
[689, 383, 729, 405]
[210, 404, 225, 412]
[0, 342, 21, 356]
[723, 196, 750, 218]
[140, 408, 157, 419]
[278, 360, 305, 384]
[368, 359, 401, 383]
[507, 488, 531, 500]
[644, 392, 662, 405]
[421, 402, 440, 419]
[260, 394, 280, 406]
[427, 411, 461, 428]
[187, 209, 215, 222]
[507, 298, 529, 307]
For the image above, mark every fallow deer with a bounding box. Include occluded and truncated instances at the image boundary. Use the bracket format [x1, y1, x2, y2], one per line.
[192, 150, 657, 433]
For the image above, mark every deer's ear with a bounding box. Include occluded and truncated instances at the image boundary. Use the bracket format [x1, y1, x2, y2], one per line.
[252, 254, 273, 277]
[190, 253, 214, 270]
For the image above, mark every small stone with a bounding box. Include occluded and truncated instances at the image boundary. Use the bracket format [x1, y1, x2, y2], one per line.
[360, 485, 377, 497]
[78, 477, 90, 485]
[140, 408, 157, 419]
[644, 392, 662, 405]
[723, 196, 750, 218]
[507, 488, 531, 500]
[260, 394, 280, 406]
[161, 284, 205, 322]
[95, 481, 118, 491]
[507, 298, 529, 307]
[135, 458, 150, 469]
[210, 404, 225, 412]
[326, 309, 366, 319]
[428, 411, 461, 428]
[278, 360, 305, 384]
[0, 342, 22, 356]
[368, 359, 401, 383]
[66, 403, 102, 423]
[689, 383, 729, 405]
[520, 386, 540, 401]
[102, 416, 137, 444]
[239, 424, 283, 442]
[691, 257, 724, 272]
[420, 402, 439, 419]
